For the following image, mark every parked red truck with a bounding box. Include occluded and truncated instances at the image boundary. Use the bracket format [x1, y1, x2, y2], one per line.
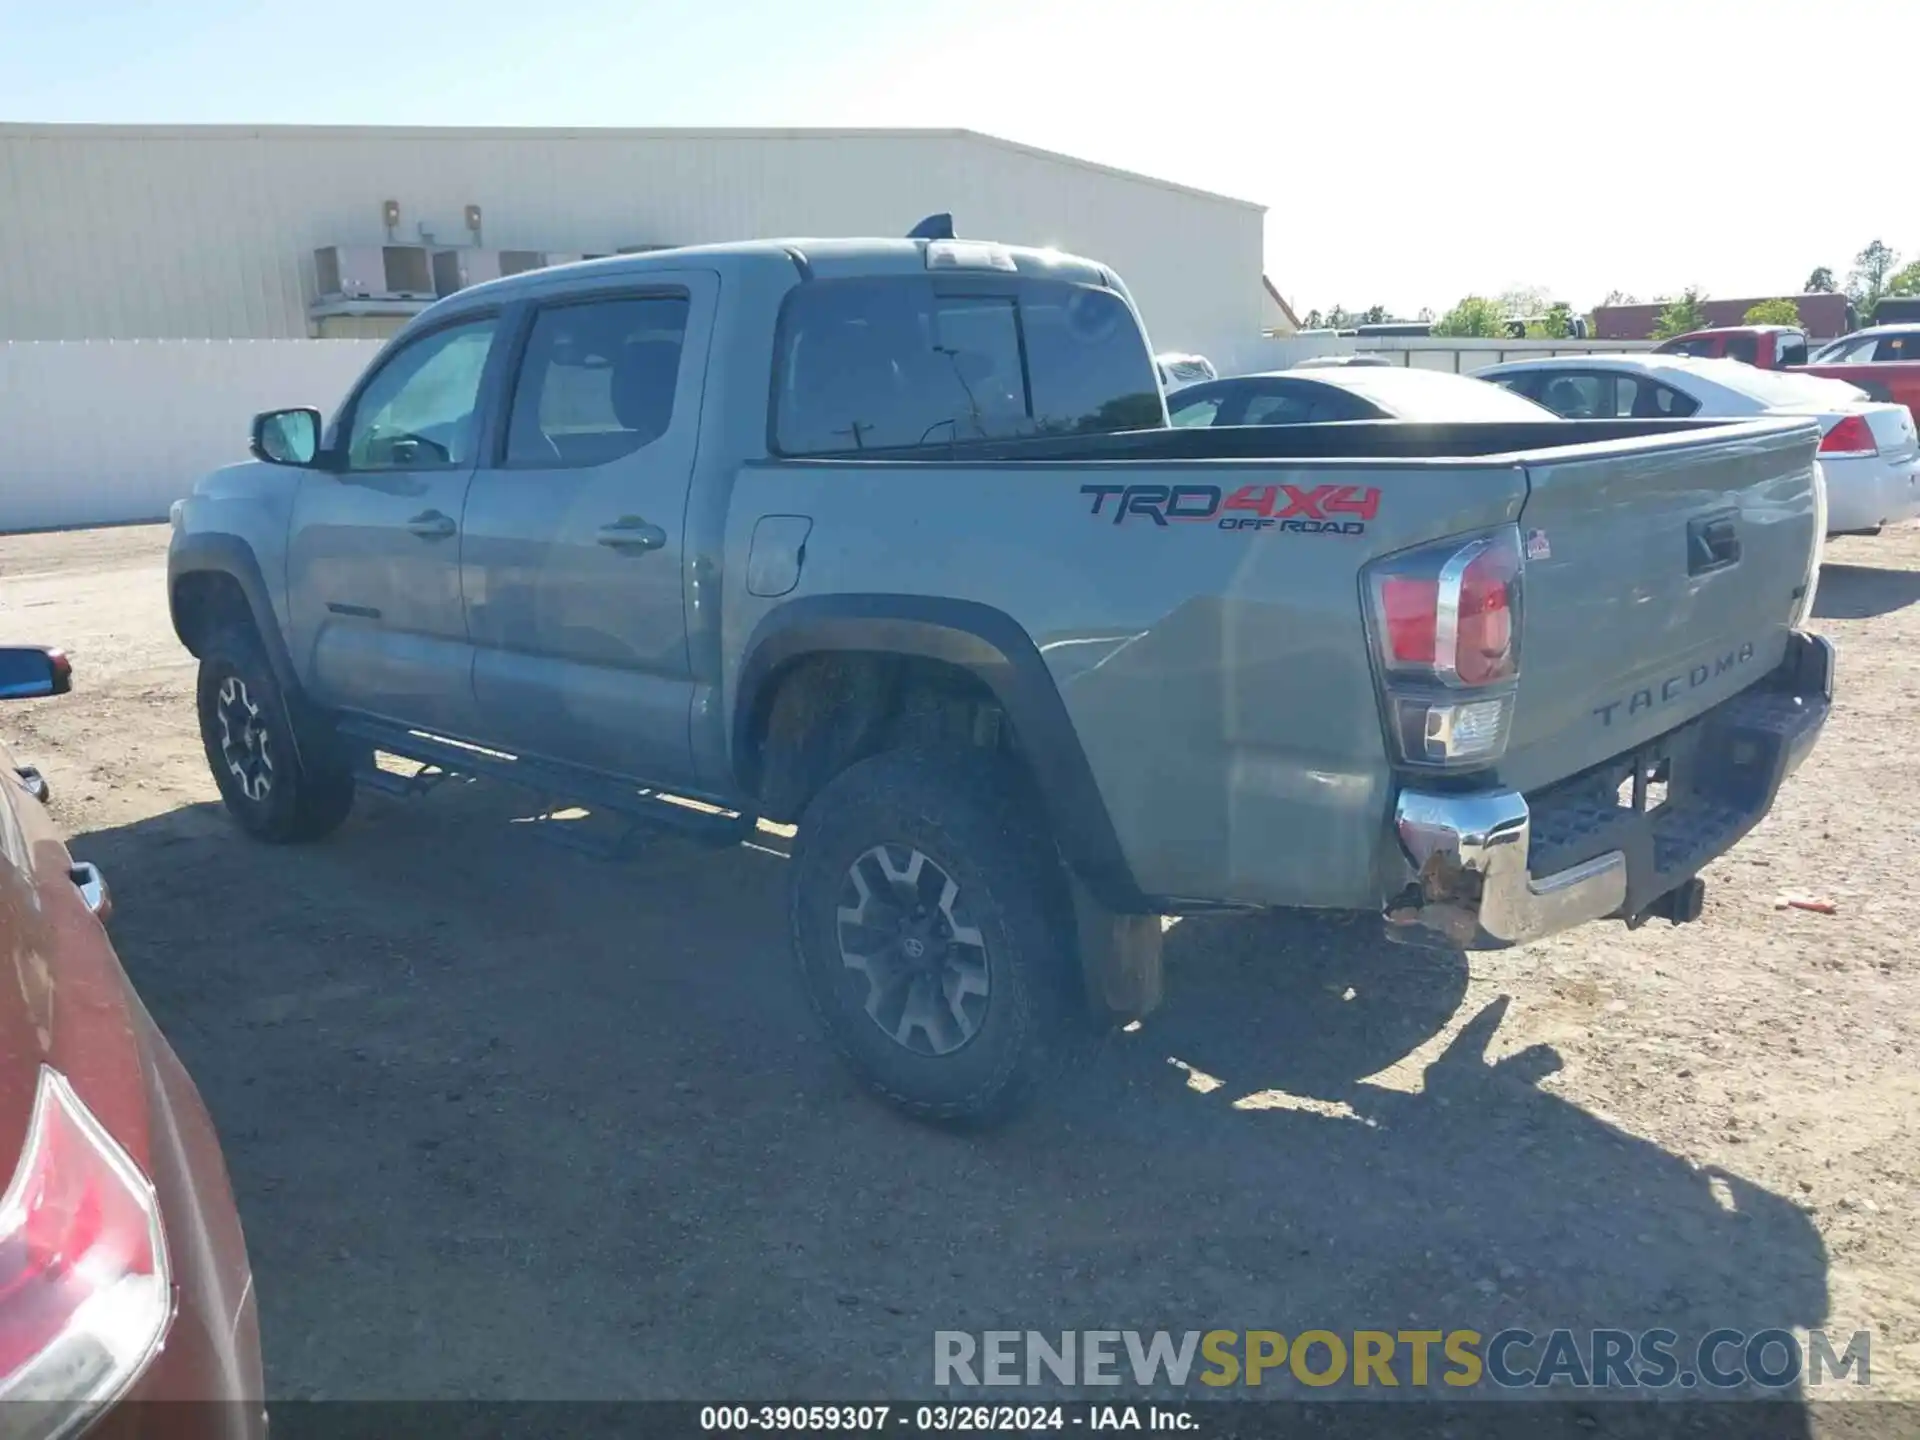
[1654, 326, 1810, 368]
[1653, 325, 1920, 426]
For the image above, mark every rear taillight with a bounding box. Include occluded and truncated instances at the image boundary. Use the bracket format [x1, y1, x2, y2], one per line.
[1364, 526, 1525, 767]
[0, 1068, 171, 1434]
[1819, 414, 1877, 457]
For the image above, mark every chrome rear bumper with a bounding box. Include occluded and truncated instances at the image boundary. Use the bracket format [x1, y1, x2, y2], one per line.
[1384, 631, 1834, 951]
[1387, 790, 1625, 948]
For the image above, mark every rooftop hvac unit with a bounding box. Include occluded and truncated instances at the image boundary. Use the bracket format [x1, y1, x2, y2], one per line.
[430, 248, 551, 296]
[313, 245, 436, 302]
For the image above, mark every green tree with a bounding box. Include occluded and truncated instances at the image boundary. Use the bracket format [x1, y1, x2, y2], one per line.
[1431, 295, 1509, 338]
[1416, 306, 1435, 323]
[1887, 259, 1920, 298]
[1804, 266, 1836, 294]
[1847, 240, 1900, 320]
[1359, 304, 1389, 324]
[1743, 298, 1803, 326]
[1651, 287, 1711, 340]
[1306, 305, 1358, 330]
[1525, 301, 1576, 339]
[1497, 286, 1550, 322]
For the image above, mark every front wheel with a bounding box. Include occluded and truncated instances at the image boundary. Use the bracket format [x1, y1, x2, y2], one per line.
[790, 748, 1087, 1125]
[196, 626, 355, 843]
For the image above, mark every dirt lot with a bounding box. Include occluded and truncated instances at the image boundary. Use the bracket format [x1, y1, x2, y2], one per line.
[0, 522, 1916, 1409]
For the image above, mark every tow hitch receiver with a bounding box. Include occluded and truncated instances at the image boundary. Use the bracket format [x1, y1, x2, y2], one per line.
[1641, 876, 1707, 928]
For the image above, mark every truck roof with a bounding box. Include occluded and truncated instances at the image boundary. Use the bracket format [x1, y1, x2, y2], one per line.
[431, 236, 1115, 314]
[1669, 325, 1804, 338]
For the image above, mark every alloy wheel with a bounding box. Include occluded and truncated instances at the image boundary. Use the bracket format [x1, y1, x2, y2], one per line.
[835, 843, 991, 1056]
[215, 675, 274, 802]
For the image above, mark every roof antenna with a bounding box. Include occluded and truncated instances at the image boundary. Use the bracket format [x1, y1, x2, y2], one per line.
[908, 213, 954, 241]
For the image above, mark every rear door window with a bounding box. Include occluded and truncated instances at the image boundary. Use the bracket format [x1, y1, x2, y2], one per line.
[1874, 333, 1919, 362]
[1614, 376, 1701, 417]
[773, 276, 1162, 455]
[1722, 334, 1759, 365]
[1533, 373, 1611, 418]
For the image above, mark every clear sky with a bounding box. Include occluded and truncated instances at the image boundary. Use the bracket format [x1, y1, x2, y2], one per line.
[2, 0, 1909, 318]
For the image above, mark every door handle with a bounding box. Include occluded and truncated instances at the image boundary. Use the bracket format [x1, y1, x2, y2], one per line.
[597, 517, 667, 553]
[406, 510, 457, 540]
[1687, 512, 1741, 575]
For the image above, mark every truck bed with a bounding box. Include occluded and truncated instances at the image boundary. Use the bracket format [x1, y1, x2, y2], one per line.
[726, 413, 1821, 910]
[797, 415, 1747, 464]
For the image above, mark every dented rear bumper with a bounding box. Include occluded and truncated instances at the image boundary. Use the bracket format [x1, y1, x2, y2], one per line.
[1384, 631, 1834, 950]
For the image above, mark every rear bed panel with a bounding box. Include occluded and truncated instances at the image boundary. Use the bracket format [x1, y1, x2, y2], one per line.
[716, 418, 1821, 912]
[1498, 421, 1821, 795]
[721, 456, 1528, 909]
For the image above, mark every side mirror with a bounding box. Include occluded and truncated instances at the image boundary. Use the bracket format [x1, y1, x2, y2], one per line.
[250, 407, 324, 466]
[0, 647, 73, 700]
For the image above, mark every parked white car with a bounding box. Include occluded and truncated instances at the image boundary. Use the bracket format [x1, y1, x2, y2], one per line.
[1479, 354, 1920, 536]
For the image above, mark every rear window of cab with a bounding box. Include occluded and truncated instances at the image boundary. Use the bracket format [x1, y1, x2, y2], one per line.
[771, 275, 1164, 456]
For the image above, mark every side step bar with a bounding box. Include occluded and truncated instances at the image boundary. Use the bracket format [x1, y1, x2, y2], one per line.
[337, 717, 755, 851]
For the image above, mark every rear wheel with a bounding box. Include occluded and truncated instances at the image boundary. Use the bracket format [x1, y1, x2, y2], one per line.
[790, 748, 1086, 1125]
[196, 626, 355, 842]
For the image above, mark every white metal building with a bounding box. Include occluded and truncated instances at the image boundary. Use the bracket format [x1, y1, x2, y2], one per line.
[0, 124, 1267, 360]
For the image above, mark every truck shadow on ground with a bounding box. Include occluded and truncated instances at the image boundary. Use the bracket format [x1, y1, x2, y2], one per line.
[1811, 558, 1920, 619]
[69, 786, 1826, 1424]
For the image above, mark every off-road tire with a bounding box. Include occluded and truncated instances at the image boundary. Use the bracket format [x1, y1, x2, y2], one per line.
[790, 746, 1086, 1125]
[196, 625, 355, 843]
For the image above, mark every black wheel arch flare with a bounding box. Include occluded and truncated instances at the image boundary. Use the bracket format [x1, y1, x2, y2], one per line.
[167, 532, 300, 693]
[733, 594, 1150, 914]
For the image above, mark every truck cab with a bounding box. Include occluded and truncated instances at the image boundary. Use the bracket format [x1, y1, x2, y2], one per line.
[1654, 326, 1810, 369]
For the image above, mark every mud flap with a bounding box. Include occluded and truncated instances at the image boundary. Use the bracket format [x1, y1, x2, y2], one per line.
[1071, 877, 1164, 1024]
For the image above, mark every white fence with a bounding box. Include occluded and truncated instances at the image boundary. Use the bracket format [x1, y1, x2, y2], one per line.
[0, 340, 382, 533]
[1226, 334, 1659, 375]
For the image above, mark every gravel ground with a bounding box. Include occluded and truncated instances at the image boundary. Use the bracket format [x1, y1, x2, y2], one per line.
[0, 522, 1915, 1419]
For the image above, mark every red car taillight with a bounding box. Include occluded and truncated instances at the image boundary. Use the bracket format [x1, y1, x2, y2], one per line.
[1818, 414, 1878, 458]
[0, 1068, 171, 1435]
[1364, 526, 1525, 767]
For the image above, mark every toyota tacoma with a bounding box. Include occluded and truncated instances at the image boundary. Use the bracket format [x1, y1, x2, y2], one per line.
[168, 234, 1834, 1123]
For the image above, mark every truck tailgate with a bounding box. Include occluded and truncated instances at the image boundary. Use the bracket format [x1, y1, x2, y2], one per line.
[1501, 419, 1822, 793]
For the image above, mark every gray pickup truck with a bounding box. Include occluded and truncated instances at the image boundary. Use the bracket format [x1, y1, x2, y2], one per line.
[169, 235, 1834, 1123]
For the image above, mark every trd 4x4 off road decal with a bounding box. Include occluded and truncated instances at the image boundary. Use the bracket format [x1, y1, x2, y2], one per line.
[1080, 482, 1379, 534]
